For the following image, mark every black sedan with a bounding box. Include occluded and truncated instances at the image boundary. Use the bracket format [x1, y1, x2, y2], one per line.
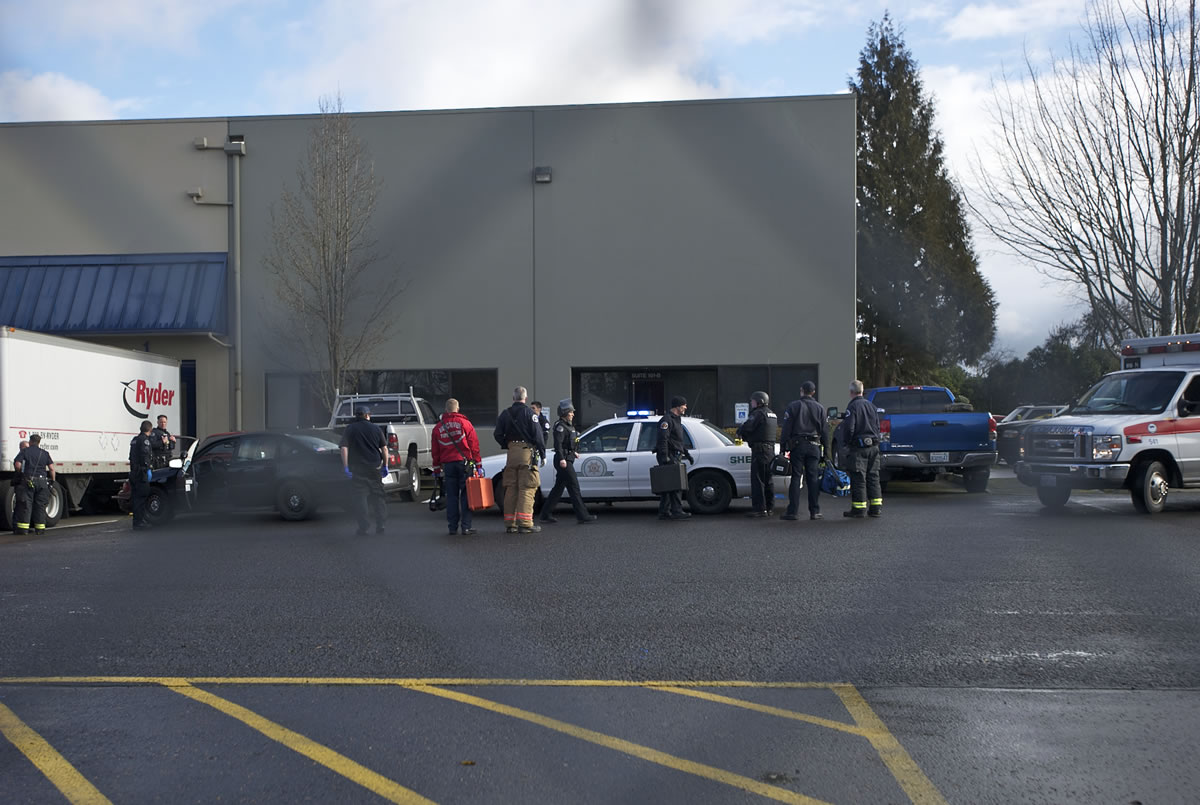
[119, 430, 366, 525]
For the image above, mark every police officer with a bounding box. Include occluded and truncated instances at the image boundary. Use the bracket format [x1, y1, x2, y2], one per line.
[737, 391, 778, 517]
[339, 406, 388, 536]
[530, 401, 552, 445]
[835, 379, 883, 518]
[494, 386, 546, 533]
[150, 414, 177, 469]
[128, 420, 154, 530]
[779, 381, 826, 520]
[656, 396, 694, 520]
[13, 435, 56, 535]
[540, 399, 598, 526]
[10, 439, 28, 534]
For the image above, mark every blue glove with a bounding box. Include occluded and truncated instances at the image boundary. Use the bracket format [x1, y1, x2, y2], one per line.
[343, 466, 353, 479]
[379, 464, 389, 479]
[145, 469, 152, 481]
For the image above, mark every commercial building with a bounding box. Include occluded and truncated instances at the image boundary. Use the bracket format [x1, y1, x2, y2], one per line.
[0, 95, 856, 438]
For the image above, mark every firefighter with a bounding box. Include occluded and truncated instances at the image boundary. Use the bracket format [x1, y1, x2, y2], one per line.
[13, 436, 55, 535]
[737, 390, 778, 517]
[493, 386, 545, 533]
[656, 396, 694, 520]
[540, 399, 597, 525]
[10, 439, 28, 534]
[128, 420, 154, 530]
[779, 381, 826, 520]
[835, 379, 882, 518]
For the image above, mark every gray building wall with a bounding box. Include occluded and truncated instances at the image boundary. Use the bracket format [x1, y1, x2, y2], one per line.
[0, 95, 855, 439]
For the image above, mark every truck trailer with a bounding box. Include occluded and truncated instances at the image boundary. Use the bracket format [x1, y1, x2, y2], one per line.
[1, 326, 181, 529]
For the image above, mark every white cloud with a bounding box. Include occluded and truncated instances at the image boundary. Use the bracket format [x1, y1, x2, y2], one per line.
[0, 70, 136, 122]
[943, 0, 1085, 40]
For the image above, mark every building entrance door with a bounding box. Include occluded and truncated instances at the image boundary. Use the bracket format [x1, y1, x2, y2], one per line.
[630, 379, 664, 415]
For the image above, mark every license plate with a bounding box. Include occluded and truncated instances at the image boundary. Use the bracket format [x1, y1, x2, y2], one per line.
[929, 452, 949, 463]
[1040, 475, 1056, 487]
[382, 473, 396, 486]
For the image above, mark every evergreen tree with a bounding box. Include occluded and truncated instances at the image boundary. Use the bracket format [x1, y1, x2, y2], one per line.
[851, 15, 997, 386]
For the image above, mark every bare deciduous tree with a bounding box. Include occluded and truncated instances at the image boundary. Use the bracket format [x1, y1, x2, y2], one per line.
[971, 0, 1200, 346]
[265, 93, 404, 416]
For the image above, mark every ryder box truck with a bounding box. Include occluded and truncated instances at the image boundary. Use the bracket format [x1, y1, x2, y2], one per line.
[1, 327, 181, 529]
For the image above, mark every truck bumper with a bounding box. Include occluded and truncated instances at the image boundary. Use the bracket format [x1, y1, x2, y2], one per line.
[1015, 461, 1131, 488]
[882, 451, 997, 472]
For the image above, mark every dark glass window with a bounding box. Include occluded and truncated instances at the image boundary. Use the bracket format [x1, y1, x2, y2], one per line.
[578, 422, 634, 453]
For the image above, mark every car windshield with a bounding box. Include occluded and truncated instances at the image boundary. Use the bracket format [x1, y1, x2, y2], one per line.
[1070, 371, 1184, 415]
[287, 432, 341, 452]
[699, 421, 734, 445]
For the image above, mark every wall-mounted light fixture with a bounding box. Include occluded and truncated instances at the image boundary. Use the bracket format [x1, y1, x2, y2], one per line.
[533, 166, 552, 184]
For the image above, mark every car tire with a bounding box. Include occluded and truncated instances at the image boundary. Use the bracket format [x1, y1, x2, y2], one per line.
[144, 487, 175, 526]
[1036, 485, 1071, 508]
[964, 469, 989, 494]
[276, 480, 316, 521]
[1130, 460, 1168, 515]
[403, 455, 420, 501]
[686, 469, 732, 515]
[492, 473, 504, 511]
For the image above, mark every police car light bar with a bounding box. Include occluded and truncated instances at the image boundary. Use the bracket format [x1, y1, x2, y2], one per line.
[626, 410, 653, 417]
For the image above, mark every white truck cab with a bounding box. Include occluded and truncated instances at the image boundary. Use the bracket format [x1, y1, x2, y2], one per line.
[1016, 333, 1200, 513]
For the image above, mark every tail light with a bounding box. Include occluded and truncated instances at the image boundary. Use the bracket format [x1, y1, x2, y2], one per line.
[387, 433, 400, 467]
[988, 416, 998, 442]
[879, 418, 890, 444]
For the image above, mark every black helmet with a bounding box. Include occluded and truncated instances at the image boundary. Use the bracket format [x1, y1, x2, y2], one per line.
[557, 398, 575, 417]
[751, 391, 769, 407]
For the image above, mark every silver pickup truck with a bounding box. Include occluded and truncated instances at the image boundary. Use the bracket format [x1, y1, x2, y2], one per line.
[328, 394, 438, 499]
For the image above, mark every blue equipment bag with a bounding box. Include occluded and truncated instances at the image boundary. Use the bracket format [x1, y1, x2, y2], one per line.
[820, 462, 851, 497]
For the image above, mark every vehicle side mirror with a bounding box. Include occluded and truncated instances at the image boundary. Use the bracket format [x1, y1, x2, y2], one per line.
[168, 458, 183, 469]
[1180, 400, 1200, 417]
[826, 406, 839, 419]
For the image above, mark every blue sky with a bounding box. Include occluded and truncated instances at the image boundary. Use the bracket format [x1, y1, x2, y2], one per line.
[0, 0, 1097, 357]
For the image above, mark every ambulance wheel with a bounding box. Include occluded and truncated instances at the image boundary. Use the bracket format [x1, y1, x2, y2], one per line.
[44, 482, 65, 527]
[2, 485, 15, 530]
[276, 480, 316, 521]
[686, 469, 732, 515]
[1036, 485, 1071, 508]
[1130, 460, 1168, 514]
[144, 488, 175, 526]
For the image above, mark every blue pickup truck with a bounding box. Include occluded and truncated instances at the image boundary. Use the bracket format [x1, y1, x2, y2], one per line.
[859, 385, 998, 493]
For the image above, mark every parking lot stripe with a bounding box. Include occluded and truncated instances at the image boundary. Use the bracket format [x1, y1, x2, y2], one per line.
[0, 676, 835, 688]
[161, 680, 437, 805]
[409, 684, 831, 805]
[832, 685, 947, 805]
[653, 686, 871, 737]
[0, 701, 113, 805]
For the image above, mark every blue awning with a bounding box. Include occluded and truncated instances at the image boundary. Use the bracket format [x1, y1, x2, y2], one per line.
[0, 253, 227, 335]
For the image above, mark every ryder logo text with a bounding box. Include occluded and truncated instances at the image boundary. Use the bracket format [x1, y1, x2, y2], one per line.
[122, 379, 175, 419]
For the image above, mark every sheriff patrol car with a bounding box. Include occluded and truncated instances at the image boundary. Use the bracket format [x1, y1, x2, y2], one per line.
[480, 414, 775, 514]
[1016, 333, 1200, 513]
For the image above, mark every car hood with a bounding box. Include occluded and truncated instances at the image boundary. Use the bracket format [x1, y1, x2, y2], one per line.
[1026, 414, 1156, 433]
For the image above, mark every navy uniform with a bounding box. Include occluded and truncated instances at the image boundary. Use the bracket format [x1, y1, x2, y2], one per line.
[150, 421, 177, 469]
[129, 423, 154, 529]
[339, 408, 388, 536]
[540, 399, 597, 525]
[14, 437, 55, 535]
[779, 381, 826, 520]
[655, 395, 693, 520]
[835, 385, 882, 518]
[494, 396, 546, 533]
[736, 391, 778, 517]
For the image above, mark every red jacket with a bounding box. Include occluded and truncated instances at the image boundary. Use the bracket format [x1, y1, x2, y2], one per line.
[431, 412, 481, 466]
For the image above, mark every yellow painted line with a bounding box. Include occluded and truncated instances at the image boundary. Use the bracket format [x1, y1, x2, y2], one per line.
[0, 700, 113, 805]
[409, 684, 830, 805]
[832, 685, 947, 805]
[0, 676, 836, 688]
[161, 680, 436, 805]
[654, 686, 872, 738]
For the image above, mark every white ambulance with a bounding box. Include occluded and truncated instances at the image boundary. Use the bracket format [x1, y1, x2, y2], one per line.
[1016, 333, 1200, 513]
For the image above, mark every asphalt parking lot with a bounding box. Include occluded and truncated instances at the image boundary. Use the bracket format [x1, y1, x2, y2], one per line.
[3, 472, 1199, 803]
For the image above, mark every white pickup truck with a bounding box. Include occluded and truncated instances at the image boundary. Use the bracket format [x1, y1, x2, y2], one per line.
[328, 393, 438, 499]
[1016, 333, 1200, 514]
